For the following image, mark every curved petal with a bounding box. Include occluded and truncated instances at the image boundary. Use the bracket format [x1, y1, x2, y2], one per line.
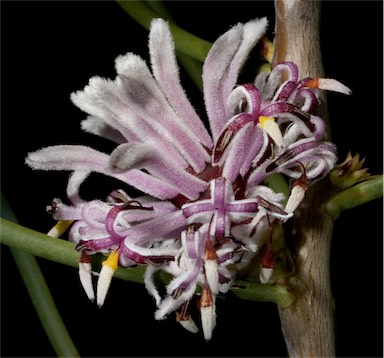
[72, 76, 188, 168]
[109, 143, 208, 200]
[261, 62, 299, 100]
[265, 139, 337, 180]
[260, 102, 314, 137]
[224, 19, 268, 111]
[241, 127, 269, 177]
[50, 198, 83, 221]
[226, 83, 261, 118]
[71, 77, 141, 143]
[81, 115, 126, 144]
[66, 170, 91, 205]
[115, 53, 210, 172]
[120, 240, 178, 265]
[149, 18, 212, 148]
[221, 121, 255, 182]
[26, 145, 110, 172]
[81, 200, 110, 230]
[203, 18, 267, 140]
[155, 283, 196, 320]
[26, 145, 180, 199]
[203, 26, 242, 140]
[121, 210, 187, 245]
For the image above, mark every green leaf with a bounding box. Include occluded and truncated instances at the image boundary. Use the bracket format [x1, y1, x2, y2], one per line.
[1, 195, 80, 357]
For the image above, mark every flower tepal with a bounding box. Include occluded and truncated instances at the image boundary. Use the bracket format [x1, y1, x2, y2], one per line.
[25, 17, 350, 340]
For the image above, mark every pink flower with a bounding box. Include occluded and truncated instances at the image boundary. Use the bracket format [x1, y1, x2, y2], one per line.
[26, 17, 349, 340]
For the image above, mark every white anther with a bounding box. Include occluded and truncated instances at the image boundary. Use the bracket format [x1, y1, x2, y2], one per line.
[96, 265, 115, 307]
[204, 259, 219, 295]
[318, 78, 352, 95]
[79, 262, 95, 302]
[179, 316, 199, 334]
[200, 303, 216, 341]
[285, 185, 306, 213]
[259, 267, 274, 284]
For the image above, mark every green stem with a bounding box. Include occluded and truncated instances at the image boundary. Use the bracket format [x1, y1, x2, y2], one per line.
[1, 196, 80, 357]
[231, 280, 296, 308]
[0, 218, 146, 283]
[1, 218, 81, 267]
[9, 248, 80, 357]
[116, 0, 211, 62]
[326, 175, 383, 220]
[0, 218, 295, 307]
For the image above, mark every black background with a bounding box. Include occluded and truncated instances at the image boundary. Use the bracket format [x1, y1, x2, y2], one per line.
[1, 1, 383, 357]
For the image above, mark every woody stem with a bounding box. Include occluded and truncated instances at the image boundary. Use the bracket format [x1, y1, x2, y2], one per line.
[273, 1, 336, 356]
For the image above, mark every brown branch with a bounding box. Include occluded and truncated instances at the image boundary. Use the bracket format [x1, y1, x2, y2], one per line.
[273, 1, 336, 356]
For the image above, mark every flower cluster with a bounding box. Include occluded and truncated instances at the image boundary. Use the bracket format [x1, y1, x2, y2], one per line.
[26, 18, 350, 340]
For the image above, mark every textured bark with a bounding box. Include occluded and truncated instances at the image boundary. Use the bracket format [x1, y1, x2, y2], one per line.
[278, 186, 335, 357]
[273, 1, 336, 357]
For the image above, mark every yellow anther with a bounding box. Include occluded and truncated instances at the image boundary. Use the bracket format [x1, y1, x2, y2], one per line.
[102, 250, 119, 271]
[259, 116, 274, 128]
[97, 250, 119, 307]
[47, 220, 73, 238]
[259, 116, 284, 147]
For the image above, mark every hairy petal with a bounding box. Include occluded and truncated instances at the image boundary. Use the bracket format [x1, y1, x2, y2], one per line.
[121, 210, 187, 245]
[115, 53, 210, 173]
[26, 145, 180, 199]
[26, 145, 110, 172]
[81, 115, 126, 144]
[261, 62, 299, 100]
[227, 83, 261, 117]
[203, 24, 242, 140]
[66, 170, 91, 205]
[71, 77, 141, 143]
[155, 283, 196, 321]
[224, 18, 268, 114]
[109, 143, 208, 200]
[222, 122, 255, 182]
[144, 265, 162, 306]
[50, 198, 83, 221]
[203, 18, 267, 140]
[80, 200, 111, 231]
[241, 126, 269, 178]
[72, 76, 188, 168]
[149, 18, 212, 148]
